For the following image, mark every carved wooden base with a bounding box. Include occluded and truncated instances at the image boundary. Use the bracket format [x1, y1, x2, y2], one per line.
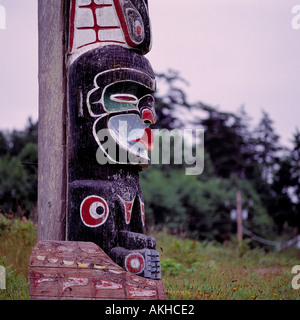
[29, 241, 166, 300]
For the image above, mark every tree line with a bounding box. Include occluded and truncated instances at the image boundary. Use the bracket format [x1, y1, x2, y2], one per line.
[0, 118, 38, 218]
[140, 70, 300, 243]
[0, 70, 299, 244]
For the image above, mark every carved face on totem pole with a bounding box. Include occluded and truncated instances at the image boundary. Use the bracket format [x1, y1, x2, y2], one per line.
[86, 47, 157, 167]
[67, 0, 161, 279]
[68, 45, 156, 168]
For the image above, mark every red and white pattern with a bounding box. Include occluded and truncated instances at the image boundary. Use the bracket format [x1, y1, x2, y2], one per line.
[62, 277, 89, 293]
[69, 0, 125, 56]
[80, 195, 109, 228]
[128, 286, 157, 298]
[69, 0, 147, 61]
[94, 280, 123, 291]
[139, 196, 145, 227]
[118, 195, 135, 224]
[125, 253, 145, 274]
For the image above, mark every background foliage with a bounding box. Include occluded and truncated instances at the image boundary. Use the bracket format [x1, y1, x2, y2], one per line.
[0, 70, 300, 245]
[0, 118, 37, 218]
[141, 70, 300, 244]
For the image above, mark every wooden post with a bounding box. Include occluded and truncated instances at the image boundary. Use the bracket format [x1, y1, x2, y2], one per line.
[37, 0, 67, 241]
[236, 190, 243, 247]
[31, 0, 165, 300]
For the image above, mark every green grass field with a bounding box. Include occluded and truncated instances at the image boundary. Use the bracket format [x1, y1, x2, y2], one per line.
[155, 231, 300, 300]
[0, 216, 299, 300]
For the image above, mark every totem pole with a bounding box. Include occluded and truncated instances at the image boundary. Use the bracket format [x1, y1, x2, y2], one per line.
[30, 0, 165, 299]
[67, 0, 160, 280]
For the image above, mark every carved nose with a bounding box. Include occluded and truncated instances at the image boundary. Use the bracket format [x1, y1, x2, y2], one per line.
[141, 109, 156, 125]
[138, 95, 156, 125]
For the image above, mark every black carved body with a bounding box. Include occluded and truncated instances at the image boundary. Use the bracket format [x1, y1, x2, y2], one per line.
[67, 46, 160, 279]
[68, 166, 144, 250]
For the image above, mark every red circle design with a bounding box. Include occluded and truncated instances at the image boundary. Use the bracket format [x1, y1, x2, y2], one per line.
[80, 195, 109, 228]
[125, 253, 145, 274]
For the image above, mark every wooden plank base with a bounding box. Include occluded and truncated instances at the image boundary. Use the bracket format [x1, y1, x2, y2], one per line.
[29, 241, 166, 300]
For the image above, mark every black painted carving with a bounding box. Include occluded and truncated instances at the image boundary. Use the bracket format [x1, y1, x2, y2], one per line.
[67, 45, 161, 279]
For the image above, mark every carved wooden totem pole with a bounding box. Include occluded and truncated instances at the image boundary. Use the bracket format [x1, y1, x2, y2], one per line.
[30, 0, 165, 300]
[67, 0, 160, 280]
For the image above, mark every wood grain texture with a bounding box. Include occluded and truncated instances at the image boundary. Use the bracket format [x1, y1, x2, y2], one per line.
[29, 241, 166, 300]
[37, 0, 67, 241]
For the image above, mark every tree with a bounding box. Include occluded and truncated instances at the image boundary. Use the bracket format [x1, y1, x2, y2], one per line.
[269, 157, 294, 234]
[0, 132, 8, 156]
[289, 128, 300, 232]
[7, 117, 38, 157]
[232, 106, 259, 180]
[153, 69, 191, 130]
[199, 105, 249, 179]
[253, 111, 281, 183]
[0, 118, 38, 218]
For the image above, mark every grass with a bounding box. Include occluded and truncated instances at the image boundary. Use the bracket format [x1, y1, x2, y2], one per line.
[154, 231, 300, 300]
[0, 215, 299, 300]
[0, 215, 36, 300]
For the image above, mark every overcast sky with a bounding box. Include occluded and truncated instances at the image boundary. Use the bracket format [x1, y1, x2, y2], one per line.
[0, 0, 299, 148]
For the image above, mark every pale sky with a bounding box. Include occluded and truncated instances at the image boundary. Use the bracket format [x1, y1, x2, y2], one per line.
[0, 0, 299, 148]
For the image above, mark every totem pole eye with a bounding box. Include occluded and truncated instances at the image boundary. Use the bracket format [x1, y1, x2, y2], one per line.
[110, 94, 138, 104]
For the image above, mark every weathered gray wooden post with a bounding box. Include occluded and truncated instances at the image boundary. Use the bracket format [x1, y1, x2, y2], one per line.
[37, 0, 67, 242]
[30, 0, 165, 300]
